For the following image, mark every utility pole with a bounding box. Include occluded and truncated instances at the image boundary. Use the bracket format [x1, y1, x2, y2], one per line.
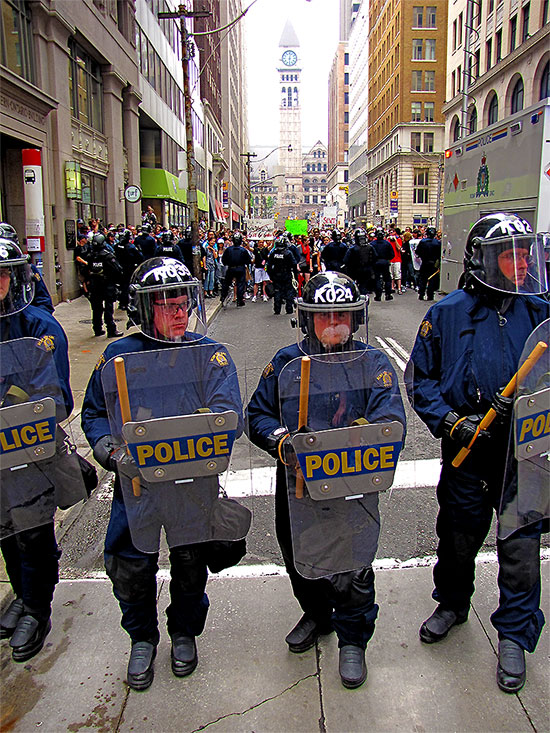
[158, 4, 211, 278]
[240, 151, 257, 219]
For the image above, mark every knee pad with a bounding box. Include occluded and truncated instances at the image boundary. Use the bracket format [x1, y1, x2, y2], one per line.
[105, 555, 156, 604]
[498, 536, 540, 594]
[329, 567, 375, 610]
[169, 545, 207, 592]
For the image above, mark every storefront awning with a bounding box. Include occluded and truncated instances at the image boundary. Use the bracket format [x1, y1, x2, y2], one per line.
[214, 199, 225, 223]
[140, 168, 209, 212]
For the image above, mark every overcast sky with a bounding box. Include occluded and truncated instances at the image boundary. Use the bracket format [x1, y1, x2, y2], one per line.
[244, 0, 340, 149]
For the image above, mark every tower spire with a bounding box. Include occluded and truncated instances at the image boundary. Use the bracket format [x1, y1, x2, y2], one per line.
[279, 19, 300, 48]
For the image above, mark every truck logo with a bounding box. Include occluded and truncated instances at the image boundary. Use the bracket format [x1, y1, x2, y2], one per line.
[476, 155, 490, 198]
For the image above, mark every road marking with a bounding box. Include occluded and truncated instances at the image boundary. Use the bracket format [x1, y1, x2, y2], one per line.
[386, 337, 411, 362]
[375, 336, 407, 372]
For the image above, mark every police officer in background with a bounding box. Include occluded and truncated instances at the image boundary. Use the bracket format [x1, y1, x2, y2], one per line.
[371, 227, 394, 301]
[220, 231, 252, 308]
[416, 226, 441, 301]
[85, 233, 123, 337]
[343, 228, 375, 295]
[266, 235, 298, 315]
[321, 229, 347, 273]
[114, 229, 143, 311]
[405, 213, 549, 693]
[134, 224, 157, 260]
[155, 230, 184, 263]
[247, 272, 406, 688]
[82, 259, 248, 690]
[0, 239, 72, 661]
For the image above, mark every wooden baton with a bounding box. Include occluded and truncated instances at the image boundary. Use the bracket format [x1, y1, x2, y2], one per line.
[295, 356, 311, 499]
[452, 340, 548, 468]
[114, 356, 141, 497]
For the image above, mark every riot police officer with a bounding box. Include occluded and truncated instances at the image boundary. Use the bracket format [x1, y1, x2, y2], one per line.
[416, 226, 441, 301]
[405, 213, 549, 693]
[114, 229, 143, 310]
[134, 224, 157, 260]
[343, 228, 375, 295]
[247, 272, 406, 689]
[0, 239, 74, 661]
[0, 222, 54, 313]
[266, 235, 298, 315]
[371, 227, 394, 301]
[85, 233, 123, 337]
[321, 229, 347, 273]
[82, 259, 249, 691]
[220, 231, 252, 307]
[155, 230, 184, 263]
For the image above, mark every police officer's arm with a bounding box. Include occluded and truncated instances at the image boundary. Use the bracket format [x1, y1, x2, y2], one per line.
[363, 349, 407, 429]
[246, 355, 288, 457]
[81, 352, 112, 451]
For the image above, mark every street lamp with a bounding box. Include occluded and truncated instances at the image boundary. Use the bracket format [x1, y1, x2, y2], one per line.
[398, 145, 444, 231]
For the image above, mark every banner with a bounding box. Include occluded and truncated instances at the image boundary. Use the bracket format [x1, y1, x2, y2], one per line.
[320, 206, 337, 231]
[285, 219, 308, 236]
[244, 218, 275, 240]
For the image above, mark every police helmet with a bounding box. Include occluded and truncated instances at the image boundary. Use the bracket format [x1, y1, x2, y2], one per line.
[297, 272, 367, 353]
[92, 233, 106, 250]
[141, 223, 152, 234]
[0, 222, 19, 243]
[128, 257, 206, 342]
[118, 229, 132, 246]
[354, 228, 367, 246]
[161, 230, 174, 245]
[426, 226, 437, 239]
[375, 227, 385, 240]
[274, 235, 287, 249]
[463, 213, 547, 295]
[232, 231, 243, 246]
[331, 229, 342, 243]
[0, 238, 34, 317]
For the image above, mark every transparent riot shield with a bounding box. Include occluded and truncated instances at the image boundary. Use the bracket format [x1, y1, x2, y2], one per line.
[0, 338, 87, 539]
[499, 319, 550, 539]
[278, 348, 407, 579]
[101, 342, 252, 553]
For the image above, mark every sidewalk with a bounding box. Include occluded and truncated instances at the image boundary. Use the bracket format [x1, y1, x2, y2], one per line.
[1, 296, 549, 732]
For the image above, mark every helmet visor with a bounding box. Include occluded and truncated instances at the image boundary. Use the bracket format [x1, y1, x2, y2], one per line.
[296, 297, 368, 358]
[474, 234, 548, 294]
[131, 282, 207, 342]
[0, 259, 34, 316]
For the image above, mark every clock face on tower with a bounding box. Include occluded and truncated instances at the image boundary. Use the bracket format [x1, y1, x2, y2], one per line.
[281, 50, 297, 66]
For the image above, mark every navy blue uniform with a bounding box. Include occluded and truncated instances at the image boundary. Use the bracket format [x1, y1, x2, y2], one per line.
[220, 244, 252, 306]
[321, 241, 347, 273]
[247, 340, 405, 649]
[154, 242, 184, 263]
[82, 333, 241, 645]
[416, 237, 441, 300]
[30, 265, 54, 313]
[371, 239, 393, 299]
[134, 233, 157, 260]
[0, 307, 72, 623]
[406, 290, 549, 652]
[266, 248, 297, 314]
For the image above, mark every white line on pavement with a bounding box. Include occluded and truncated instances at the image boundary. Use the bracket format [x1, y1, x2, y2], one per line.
[386, 337, 411, 362]
[375, 336, 407, 372]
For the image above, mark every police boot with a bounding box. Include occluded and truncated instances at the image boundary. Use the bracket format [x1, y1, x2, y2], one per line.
[339, 645, 367, 689]
[497, 639, 526, 693]
[9, 615, 51, 662]
[171, 633, 198, 677]
[107, 330, 123, 338]
[0, 598, 24, 639]
[285, 614, 333, 653]
[419, 604, 469, 643]
[127, 641, 156, 691]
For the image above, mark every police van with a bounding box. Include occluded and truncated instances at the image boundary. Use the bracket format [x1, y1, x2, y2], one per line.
[440, 98, 550, 292]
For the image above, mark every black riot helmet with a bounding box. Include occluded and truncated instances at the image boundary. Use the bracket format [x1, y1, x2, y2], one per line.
[375, 227, 385, 240]
[128, 257, 206, 342]
[232, 231, 243, 246]
[463, 213, 547, 296]
[331, 229, 342, 243]
[297, 271, 367, 354]
[0, 238, 34, 317]
[92, 233, 106, 251]
[426, 226, 437, 239]
[141, 223, 152, 234]
[161, 230, 174, 245]
[118, 229, 132, 246]
[354, 228, 367, 246]
[274, 235, 287, 250]
[0, 222, 19, 243]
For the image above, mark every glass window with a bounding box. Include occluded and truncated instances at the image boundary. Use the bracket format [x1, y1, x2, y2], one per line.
[425, 39, 436, 60]
[77, 170, 106, 224]
[486, 38, 492, 71]
[510, 16, 517, 52]
[1, 0, 34, 81]
[411, 101, 422, 121]
[414, 169, 429, 204]
[425, 70, 435, 91]
[413, 6, 423, 26]
[540, 61, 549, 100]
[496, 29, 502, 61]
[511, 77, 524, 113]
[426, 6, 436, 27]
[411, 131, 422, 151]
[412, 70, 423, 91]
[543, 0, 549, 24]
[452, 116, 461, 141]
[488, 93, 498, 124]
[68, 40, 103, 131]
[521, 3, 530, 42]
[423, 132, 434, 153]
[424, 101, 434, 122]
[412, 39, 423, 59]
[489, 0, 494, 12]
[313, 195, 318, 203]
[469, 106, 478, 133]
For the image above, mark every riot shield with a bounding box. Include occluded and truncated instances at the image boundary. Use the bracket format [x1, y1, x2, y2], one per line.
[0, 338, 87, 539]
[101, 343, 252, 553]
[279, 348, 406, 579]
[499, 319, 550, 539]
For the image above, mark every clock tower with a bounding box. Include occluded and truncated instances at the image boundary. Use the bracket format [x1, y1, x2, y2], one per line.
[278, 19, 302, 219]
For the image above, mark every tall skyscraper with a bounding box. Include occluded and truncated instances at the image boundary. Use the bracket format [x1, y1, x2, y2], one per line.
[278, 19, 303, 220]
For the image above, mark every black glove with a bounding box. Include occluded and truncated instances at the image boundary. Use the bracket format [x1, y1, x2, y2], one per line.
[265, 426, 289, 459]
[93, 435, 117, 471]
[443, 411, 490, 449]
[491, 389, 514, 424]
[110, 445, 140, 480]
[92, 435, 139, 479]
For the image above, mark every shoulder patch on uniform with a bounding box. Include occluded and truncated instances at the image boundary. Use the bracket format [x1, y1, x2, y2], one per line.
[376, 370, 393, 388]
[210, 350, 229, 367]
[262, 362, 274, 379]
[420, 319, 432, 338]
[36, 335, 55, 352]
[33, 272, 41, 282]
[95, 353, 106, 371]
